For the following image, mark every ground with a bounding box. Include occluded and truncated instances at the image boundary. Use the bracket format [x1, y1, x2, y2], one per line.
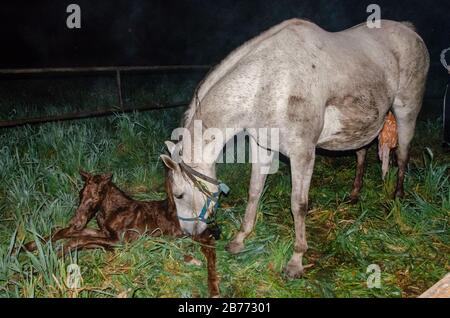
[0, 75, 448, 297]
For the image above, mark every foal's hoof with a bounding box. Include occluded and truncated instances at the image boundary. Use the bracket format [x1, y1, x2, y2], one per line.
[394, 190, 405, 199]
[22, 241, 37, 252]
[283, 262, 304, 280]
[226, 241, 245, 254]
[349, 195, 359, 205]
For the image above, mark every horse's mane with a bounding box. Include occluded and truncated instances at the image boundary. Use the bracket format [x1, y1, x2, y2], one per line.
[164, 167, 177, 217]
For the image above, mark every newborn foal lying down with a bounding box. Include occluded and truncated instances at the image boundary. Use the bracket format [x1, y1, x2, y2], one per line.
[24, 171, 219, 297]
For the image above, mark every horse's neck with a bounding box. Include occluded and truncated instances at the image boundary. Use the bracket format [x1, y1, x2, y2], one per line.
[181, 122, 230, 178]
[183, 19, 301, 126]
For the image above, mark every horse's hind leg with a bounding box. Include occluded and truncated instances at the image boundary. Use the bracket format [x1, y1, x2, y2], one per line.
[392, 88, 425, 198]
[226, 147, 272, 254]
[349, 147, 368, 203]
[284, 144, 315, 279]
[391, 37, 429, 198]
[392, 59, 428, 198]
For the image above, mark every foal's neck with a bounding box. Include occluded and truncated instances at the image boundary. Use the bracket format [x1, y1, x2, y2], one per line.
[100, 184, 133, 213]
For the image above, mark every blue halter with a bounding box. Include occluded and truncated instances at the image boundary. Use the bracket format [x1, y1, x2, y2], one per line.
[177, 162, 230, 224]
[177, 182, 230, 224]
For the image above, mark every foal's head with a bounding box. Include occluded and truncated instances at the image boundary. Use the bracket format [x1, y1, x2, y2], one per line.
[69, 171, 113, 230]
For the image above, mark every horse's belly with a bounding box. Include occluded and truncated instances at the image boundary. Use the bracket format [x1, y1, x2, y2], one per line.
[317, 105, 384, 151]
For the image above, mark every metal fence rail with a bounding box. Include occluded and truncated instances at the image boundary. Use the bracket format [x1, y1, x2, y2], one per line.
[0, 102, 190, 129]
[0, 65, 210, 74]
[0, 65, 211, 128]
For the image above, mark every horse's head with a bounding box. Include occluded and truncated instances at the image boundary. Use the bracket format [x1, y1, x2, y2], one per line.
[69, 171, 113, 230]
[161, 141, 225, 235]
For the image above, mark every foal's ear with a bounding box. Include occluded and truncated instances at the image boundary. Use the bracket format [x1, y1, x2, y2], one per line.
[160, 154, 179, 171]
[79, 170, 91, 181]
[101, 173, 113, 182]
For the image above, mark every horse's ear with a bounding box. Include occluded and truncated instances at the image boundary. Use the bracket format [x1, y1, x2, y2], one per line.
[164, 141, 176, 155]
[101, 173, 113, 182]
[79, 170, 91, 181]
[160, 154, 179, 171]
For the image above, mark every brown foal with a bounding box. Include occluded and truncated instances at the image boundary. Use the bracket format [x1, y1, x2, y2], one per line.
[23, 170, 220, 297]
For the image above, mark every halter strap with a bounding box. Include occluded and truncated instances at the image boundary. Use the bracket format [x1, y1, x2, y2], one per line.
[180, 161, 221, 186]
[177, 161, 230, 224]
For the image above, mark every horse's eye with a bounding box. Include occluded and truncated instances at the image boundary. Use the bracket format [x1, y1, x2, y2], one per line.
[175, 193, 184, 200]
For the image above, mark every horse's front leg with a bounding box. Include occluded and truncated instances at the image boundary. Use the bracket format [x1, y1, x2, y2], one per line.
[226, 152, 272, 254]
[284, 145, 315, 279]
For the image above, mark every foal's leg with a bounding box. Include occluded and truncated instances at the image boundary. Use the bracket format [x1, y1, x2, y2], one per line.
[284, 146, 315, 279]
[60, 236, 118, 256]
[201, 242, 219, 298]
[23, 227, 106, 252]
[24, 200, 104, 252]
[349, 147, 368, 203]
[226, 143, 273, 254]
[53, 227, 106, 240]
[194, 230, 220, 297]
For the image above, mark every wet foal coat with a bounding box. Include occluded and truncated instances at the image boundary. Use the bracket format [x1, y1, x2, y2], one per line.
[24, 171, 219, 297]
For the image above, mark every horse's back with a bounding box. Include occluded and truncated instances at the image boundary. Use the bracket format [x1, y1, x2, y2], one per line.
[196, 19, 429, 151]
[284, 20, 429, 151]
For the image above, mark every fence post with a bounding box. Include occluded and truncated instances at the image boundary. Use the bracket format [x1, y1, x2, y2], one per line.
[116, 70, 124, 110]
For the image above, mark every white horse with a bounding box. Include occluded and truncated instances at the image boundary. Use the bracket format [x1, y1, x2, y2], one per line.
[160, 19, 429, 278]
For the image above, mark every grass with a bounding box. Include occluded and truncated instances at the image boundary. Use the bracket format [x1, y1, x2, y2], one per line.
[0, 76, 448, 298]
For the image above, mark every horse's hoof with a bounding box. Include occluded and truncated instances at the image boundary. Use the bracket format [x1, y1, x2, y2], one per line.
[283, 262, 304, 280]
[226, 241, 245, 254]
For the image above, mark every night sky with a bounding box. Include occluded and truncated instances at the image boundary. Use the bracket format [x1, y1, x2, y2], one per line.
[1, 0, 449, 96]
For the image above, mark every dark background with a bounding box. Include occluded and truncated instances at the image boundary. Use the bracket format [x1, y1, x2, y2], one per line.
[0, 0, 449, 98]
